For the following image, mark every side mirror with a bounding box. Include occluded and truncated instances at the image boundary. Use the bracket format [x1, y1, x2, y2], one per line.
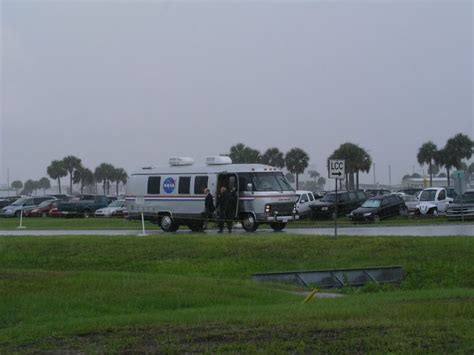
[247, 183, 253, 192]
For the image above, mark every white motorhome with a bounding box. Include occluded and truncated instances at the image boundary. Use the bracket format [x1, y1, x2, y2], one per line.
[126, 156, 298, 232]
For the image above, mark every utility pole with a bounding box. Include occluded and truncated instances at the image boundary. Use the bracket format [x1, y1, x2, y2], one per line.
[7, 168, 10, 196]
[389, 165, 392, 186]
[373, 163, 376, 185]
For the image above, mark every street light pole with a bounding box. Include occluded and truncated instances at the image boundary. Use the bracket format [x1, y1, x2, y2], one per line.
[373, 163, 376, 185]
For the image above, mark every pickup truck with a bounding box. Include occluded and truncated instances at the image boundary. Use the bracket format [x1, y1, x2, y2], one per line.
[58, 195, 109, 217]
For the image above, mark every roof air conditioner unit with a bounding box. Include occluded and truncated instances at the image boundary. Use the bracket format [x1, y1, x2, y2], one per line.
[169, 157, 194, 166]
[206, 156, 232, 165]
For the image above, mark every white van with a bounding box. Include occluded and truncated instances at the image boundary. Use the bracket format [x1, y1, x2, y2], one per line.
[126, 157, 298, 232]
[416, 187, 453, 216]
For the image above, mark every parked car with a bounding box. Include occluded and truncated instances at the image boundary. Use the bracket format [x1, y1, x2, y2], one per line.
[310, 190, 368, 219]
[444, 187, 458, 200]
[94, 199, 127, 217]
[24, 199, 60, 217]
[295, 190, 317, 218]
[349, 195, 407, 222]
[365, 189, 392, 197]
[400, 194, 419, 213]
[416, 187, 453, 216]
[446, 190, 474, 220]
[46, 194, 69, 201]
[107, 196, 118, 204]
[1, 196, 55, 217]
[0, 196, 23, 209]
[397, 188, 422, 196]
[58, 195, 109, 217]
[48, 207, 65, 217]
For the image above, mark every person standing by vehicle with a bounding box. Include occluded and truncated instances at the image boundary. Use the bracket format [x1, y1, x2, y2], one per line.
[203, 187, 215, 229]
[216, 186, 233, 233]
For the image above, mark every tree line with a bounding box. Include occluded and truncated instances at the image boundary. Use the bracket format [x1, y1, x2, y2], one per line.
[10, 178, 51, 196]
[417, 133, 474, 187]
[11, 156, 128, 196]
[46, 156, 128, 195]
[227, 142, 372, 190]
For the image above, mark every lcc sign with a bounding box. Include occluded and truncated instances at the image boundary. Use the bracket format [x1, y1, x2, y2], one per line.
[328, 160, 345, 180]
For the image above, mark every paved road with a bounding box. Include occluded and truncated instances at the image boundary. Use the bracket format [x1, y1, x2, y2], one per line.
[0, 224, 473, 237]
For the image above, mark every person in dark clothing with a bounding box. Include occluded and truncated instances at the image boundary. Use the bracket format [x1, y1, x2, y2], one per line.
[216, 186, 234, 233]
[203, 188, 215, 229]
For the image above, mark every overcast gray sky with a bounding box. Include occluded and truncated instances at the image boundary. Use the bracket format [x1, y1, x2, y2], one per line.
[1, 0, 472, 186]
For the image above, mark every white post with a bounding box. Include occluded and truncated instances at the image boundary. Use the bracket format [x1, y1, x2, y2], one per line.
[138, 211, 146, 236]
[17, 209, 26, 229]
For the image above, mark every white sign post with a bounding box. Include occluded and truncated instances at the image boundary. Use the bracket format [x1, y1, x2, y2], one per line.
[328, 160, 345, 237]
[17, 209, 26, 229]
[135, 196, 147, 236]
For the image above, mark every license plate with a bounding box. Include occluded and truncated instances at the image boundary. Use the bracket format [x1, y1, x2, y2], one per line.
[322, 207, 328, 211]
[282, 218, 289, 223]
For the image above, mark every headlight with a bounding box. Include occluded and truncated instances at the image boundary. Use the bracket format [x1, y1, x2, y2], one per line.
[364, 212, 372, 217]
[265, 204, 271, 213]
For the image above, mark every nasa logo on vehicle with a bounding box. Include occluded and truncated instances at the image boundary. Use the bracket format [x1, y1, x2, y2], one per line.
[163, 177, 176, 193]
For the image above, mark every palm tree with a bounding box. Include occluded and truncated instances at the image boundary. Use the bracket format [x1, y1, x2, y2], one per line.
[62, 156, 82, 195]
[446, 133, 473, 167]
[11, 180, 23, 194]
[228, 143, 261, 163]
[417, 141, 438, 187]
[437, 134, 473, 186]
[73, 166, 94, 194]
[37, 177, 51, 195]
[95, 163, 115, 195]
[434, 149, 453, 186]
[111, 168, 128, 196]
[317, 176, 326, 190]
[285, 148, 310, 189]
[329, 143, 371, 190]
[261, 148, 285, 168]
[308, 170, 320, 182]
[22, 179, 36, 195]
[47, 160, 67, 194]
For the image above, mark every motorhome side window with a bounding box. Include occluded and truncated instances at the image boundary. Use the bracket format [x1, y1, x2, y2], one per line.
[147, 176, 161, 194]
[179, 176, 191, 194]
[194, 176, 208, 194]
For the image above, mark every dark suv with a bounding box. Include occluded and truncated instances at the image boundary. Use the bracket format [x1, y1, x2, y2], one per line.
[310, 190, 368, 219]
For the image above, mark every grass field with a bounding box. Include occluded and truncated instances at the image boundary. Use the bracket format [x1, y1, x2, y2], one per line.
[1, 234, 473, 353]
[0, 214, 471, 230]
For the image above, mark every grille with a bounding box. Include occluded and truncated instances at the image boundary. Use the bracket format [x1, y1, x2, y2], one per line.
[270, 202, 294, 215]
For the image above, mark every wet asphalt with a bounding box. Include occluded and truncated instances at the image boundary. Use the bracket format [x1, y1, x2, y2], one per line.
[0, 224, 473, 237]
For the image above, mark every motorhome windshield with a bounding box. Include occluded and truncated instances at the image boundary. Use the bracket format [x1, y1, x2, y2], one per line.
[251, 172, 294, 192]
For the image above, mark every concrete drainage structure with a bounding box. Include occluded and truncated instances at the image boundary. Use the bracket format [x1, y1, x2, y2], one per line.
[252, 266, 403, 288]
